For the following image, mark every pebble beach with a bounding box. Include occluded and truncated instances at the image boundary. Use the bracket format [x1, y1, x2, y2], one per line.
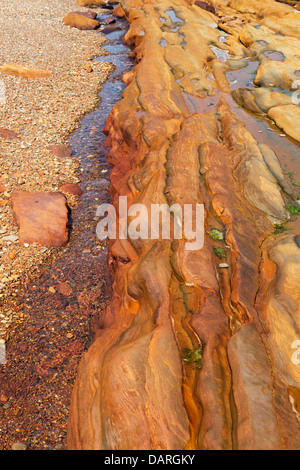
[0, 0, 113, 341]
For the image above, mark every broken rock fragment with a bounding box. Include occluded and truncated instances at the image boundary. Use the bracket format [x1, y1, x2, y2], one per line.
[69, 10, 98, 19]
[11, 191, 69, 247]
[47, 144, 72, 159]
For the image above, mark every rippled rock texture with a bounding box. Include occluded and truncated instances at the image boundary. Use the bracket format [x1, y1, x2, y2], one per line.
[68, 0, 300, 450]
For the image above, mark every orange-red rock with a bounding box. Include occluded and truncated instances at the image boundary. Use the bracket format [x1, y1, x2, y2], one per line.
[59, 183, 83, 196]
[11, 191, 69, 247]
[47, 144, 72, 159]
[63, 13, 100, 30]
[67, 0, 300, 451]
[56, 282, 74, 296]
[0, 65, 52, 79]
[70, 10, 98, 19]
[0, 128, 20, 139]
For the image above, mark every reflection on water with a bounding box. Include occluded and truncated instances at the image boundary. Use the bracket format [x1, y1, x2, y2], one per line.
[165, 9, 184, 23]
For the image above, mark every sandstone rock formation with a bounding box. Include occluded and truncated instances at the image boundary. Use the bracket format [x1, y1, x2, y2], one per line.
[11, 192, 69, 247]
[68, 0, 300, 450]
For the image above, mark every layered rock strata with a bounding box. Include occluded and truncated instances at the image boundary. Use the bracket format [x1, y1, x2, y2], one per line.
[68, 0, 300, 450]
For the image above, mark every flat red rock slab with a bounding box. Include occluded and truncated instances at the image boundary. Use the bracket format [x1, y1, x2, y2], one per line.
[47, 144, 72, 159]
[0, 128, 20, 140]
[11, 191, 69, 247]
[59, 183, 83, 196]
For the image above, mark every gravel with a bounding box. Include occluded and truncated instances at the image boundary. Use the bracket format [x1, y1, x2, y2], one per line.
[0, 0, 114, 339]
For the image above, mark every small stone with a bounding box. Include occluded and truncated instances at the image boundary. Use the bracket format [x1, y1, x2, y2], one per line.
[85, 64, 93, 73]
[47, 144, 72, 159]
[294, 235, 300, 248]
[11, 442, 27, 450]
[219, 263, 229, 269]
[66, 333, 74, 339]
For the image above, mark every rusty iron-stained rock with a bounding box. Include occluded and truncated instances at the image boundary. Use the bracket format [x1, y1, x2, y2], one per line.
[11, 191, 69, 248]
[67, 0, 300, 450]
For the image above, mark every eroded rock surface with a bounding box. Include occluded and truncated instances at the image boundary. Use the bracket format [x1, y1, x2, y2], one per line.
[68, 0, 300, 450]
[12, 191, 69, 247]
